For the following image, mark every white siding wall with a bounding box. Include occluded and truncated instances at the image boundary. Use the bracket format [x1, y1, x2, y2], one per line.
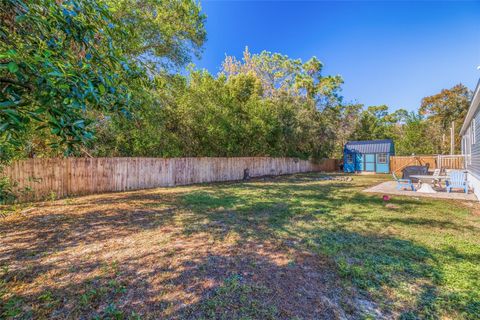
[461, 79, 480, 199]
[465, 109, 480, 172]
[467, 172, 480, 200]
[463, 108, 480, 198]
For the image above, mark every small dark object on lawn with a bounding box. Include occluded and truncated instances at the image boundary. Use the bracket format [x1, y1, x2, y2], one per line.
[383, 195, 390, 201]
[243, 168, 250, 180]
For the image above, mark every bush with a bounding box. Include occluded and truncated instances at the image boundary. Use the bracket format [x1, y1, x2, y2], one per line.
[0, 176, 16, 204]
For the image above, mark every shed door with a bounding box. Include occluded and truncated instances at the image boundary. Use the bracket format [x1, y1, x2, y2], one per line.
[355, 153, 363, 171]
[364, 154, 375, 172]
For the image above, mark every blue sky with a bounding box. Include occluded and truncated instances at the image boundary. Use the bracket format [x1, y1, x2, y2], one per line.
[193, 0, 480, 111]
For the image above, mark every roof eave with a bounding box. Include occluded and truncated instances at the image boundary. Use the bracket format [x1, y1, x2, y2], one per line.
[460, 79, 480, 135]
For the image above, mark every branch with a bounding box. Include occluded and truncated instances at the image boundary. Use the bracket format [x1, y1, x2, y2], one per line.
[80, 147, 93, 158]
[0, 78, 33, 90]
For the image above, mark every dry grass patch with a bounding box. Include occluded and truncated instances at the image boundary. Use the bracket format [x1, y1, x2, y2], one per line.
[1, 173, 479, 319]
[0, 181, 359, 319]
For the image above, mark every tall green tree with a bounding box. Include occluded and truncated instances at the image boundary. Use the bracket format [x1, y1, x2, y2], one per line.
[93, 49, 346, 160]
[107, 0, 206, 71]
[394, 112, 437, 155]
[350, 105, 393, 141]
[221, 48, 343, 106]
[331, 103, 363, 157]
[419, 84, 471, 154]
[0, 0, 142, 159]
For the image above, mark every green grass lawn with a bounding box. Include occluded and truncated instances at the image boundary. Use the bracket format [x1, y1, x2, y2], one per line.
[1, 173, 479, 319]
[179, 174, 480, 319]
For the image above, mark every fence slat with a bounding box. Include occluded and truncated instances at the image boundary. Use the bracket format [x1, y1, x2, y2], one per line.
[1, 157, 338, 202]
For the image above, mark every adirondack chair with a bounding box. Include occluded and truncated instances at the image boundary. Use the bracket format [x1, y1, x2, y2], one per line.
[393, 172, 415, 191]
[445, 171, 468, 193]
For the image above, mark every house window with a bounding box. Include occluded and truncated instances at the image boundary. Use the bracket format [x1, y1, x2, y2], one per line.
[346, 153, 353, 164]
[377, 153, 387, 164]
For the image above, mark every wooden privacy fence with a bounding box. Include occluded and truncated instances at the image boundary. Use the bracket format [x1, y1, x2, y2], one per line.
[389, 155, 465, 174]
[1, 157, 338, 201]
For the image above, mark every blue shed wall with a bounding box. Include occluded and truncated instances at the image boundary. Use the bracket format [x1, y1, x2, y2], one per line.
[344, 140, 394, 174]
[343, 151, 391, 173]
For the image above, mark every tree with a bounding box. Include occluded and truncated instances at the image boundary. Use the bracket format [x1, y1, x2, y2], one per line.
[221, 49, 344, 158]
[331, 103, 362, 157]
[221, 47, 343, 107]
[0, 0, 142, 159]
[92, 49, 346, 160]
[346, 83, 472, 156]
[107, 0, 207, 71]
[419, 84, 471, 154]
[394, 112, 437, 155]
[350, 105, 393, 141]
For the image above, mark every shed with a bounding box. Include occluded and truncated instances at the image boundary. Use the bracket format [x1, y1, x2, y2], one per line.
[343, 139, 394, 173]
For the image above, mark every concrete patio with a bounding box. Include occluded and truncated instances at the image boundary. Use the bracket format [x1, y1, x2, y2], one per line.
[364, 181, 478, 201]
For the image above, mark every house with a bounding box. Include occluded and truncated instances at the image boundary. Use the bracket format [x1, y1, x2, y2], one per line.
[460, 79, 480, 198]
[343, 139, 394, 174]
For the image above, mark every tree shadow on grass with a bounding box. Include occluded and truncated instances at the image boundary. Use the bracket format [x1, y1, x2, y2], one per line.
[178, 182, 473, 318]
[0, 225, 444, 319]
[0, 222, 348, 319]
[0, 205, 178, 268]
[1, 174, 477, 318]
[0, 237, 373, 319]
